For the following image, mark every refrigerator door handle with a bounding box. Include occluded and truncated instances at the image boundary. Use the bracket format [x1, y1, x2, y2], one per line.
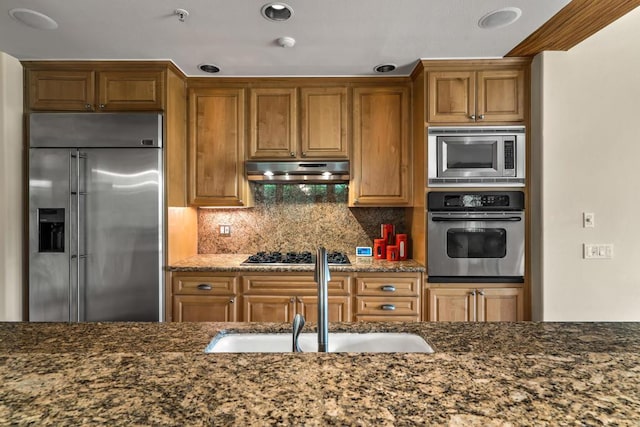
[70, 150, 87, 322]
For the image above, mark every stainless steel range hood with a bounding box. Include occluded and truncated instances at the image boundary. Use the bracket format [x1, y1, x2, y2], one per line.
[246, 161, 349, 183]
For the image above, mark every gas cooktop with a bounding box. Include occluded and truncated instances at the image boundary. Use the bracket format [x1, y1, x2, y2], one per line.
[241, 251, 351, 265]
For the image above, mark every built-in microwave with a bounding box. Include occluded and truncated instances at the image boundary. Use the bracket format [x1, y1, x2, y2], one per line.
[427, 126, 525, 187]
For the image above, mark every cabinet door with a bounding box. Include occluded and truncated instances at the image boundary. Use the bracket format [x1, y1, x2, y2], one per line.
[427, 71, 475, 123]
[476, 69, 525, 123]
[243, 295, 295, 322]
[477, 288, 524, 322]
[351, 86, 411, 206]
[427, 288, 476, 321]
[297, 296, 352, 322]
[173, 295, 238, 322]
[28, 70, 95, 111]
[300, 87, 348, 159]
[98, 71, 164, 111]
[188, 88, 249, 206]
[249, 88, 297, 158]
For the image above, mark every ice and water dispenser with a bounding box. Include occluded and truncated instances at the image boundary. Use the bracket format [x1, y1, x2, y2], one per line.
[38, 208, 64, 252]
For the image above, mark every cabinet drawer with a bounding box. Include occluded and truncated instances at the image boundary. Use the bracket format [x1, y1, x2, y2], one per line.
[356, 275, 419, 296]
[355, 296, 420, 316]
[242, 274, 351, 295]
[172, 274, 237, 295]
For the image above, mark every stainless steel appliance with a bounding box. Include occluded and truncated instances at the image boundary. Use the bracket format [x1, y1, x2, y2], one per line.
[246, 161, 349, 183]
[427, 191, 524, 282]
[241, 251, 351, 265]
[28, 113, 163, 322]
[427, 126, 525, 187]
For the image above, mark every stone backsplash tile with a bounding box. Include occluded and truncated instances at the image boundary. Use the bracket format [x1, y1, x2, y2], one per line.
[198, 184, 407, 253]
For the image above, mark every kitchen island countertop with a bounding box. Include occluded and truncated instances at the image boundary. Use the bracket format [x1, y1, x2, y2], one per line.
[1, 321, 639, 425]
[168, 253, 425, 273]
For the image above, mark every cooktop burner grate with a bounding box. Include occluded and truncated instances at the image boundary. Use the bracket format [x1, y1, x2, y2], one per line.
[242, 251, 351, 265]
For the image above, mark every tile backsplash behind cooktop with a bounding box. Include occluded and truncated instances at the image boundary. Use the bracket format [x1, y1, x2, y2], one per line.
[198, 184, 407, 254]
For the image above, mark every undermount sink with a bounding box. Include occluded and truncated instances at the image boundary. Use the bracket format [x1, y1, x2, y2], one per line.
[205, 332, 434, 353]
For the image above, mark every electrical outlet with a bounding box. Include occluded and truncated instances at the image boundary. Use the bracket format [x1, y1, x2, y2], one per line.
[583, 212, 595, 228]
[219, 225, 231, 236]
[583, 243, 613, 259]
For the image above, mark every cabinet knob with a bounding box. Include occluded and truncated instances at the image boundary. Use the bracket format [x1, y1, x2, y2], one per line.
[229, 298, 235, 303]
[380, 304, 396, 311]
[469, 114, 476, 120]
[353, 198, 359, 205]
[290, 297, 295, 303]
[478, 114, 485, 120]
[470, 290, 477, 296]
[99, 104, 105, 109]
[380, 285, 396, 292]
[301, 152, 307, 157]
[290, 151, 296, 157]
[85, 104, 92, 110]
[477, 290, 485, 296]
[197, 283, 212, 291]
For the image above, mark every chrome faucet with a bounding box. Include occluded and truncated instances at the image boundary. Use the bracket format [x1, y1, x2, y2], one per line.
[314, 246, 330, 352]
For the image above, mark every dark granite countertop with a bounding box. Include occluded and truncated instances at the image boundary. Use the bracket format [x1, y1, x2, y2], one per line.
[1, 321, 639, 425]
[168, 253, 426, 273]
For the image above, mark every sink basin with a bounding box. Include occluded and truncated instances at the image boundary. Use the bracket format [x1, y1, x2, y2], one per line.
[205, 332, 434, 353]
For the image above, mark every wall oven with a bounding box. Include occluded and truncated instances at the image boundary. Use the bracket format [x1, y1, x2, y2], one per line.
[427, 126, 525, 187]
[427, 191, 524, 282]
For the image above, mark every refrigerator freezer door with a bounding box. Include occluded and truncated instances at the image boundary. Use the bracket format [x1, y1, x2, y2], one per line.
[81, 148, 162, 321]
[29, 148, 74, 321]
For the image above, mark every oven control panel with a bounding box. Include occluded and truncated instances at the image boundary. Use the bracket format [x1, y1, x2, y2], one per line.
[428, 191, 524, 211]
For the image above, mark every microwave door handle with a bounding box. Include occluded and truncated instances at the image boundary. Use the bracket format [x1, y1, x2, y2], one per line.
[431, 216, 522, 222]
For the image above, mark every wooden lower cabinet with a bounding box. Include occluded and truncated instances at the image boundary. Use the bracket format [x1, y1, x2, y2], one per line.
[241, 273, 352, 322]
[242, 295, 351, 323]
[171, 273, 239, 322]
[173, 295, 237, 322]
[354, 273, 421, 321]
[427, 285, 524, 322]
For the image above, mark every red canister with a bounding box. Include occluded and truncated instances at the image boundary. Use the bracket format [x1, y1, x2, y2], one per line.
[396, 234, 408, 260]
[386, 245, 399, 261]
[381, 224, 395, 245]
[373, 239, 387, 260]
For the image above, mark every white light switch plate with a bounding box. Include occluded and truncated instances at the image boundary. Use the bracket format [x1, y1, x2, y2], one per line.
[583, 243, 613, 259]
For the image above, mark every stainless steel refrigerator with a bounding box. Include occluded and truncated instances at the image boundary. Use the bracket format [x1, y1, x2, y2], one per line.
[28, 113, 163, 322]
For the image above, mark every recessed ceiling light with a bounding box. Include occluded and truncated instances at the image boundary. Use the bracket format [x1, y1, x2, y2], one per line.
[261, 3, 294, 22]
[9, 8, 58, 30]
[478, 7, 522, 29]
[374, 64, 396, 73]
[198, 64, 221, 73]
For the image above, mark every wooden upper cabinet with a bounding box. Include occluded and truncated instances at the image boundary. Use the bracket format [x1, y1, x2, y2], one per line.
[350, 86, 411, 207]
[188, 87, 251, 207]
[28, 70, 95, 111]
[300, 87, 348, 159]
[27, 68, 164, 111]
[476, 69, 525, 123]
[97, 70, 164, 111]
[427, 66, 525, 124]
[249, 87, 298, 159]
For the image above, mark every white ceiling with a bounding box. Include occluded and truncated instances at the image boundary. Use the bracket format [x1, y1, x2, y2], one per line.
[0, 0, 571, 77]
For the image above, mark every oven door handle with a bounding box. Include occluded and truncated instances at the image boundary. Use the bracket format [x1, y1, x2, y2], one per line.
[431, 216, 522, 222]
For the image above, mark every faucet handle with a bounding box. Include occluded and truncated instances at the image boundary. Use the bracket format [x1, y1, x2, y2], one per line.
[292, 313, 305, 352]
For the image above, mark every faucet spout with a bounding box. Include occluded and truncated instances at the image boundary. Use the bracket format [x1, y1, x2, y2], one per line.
[315, 246, 330, 352]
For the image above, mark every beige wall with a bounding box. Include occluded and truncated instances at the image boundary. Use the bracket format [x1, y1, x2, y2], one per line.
[531, 7, 640, 320]
[0, 52, 24, 321]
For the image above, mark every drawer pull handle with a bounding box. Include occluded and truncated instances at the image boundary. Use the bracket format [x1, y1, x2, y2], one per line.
[380, 304, 396, 311]
[380, 285, 396, 292]
[197, 284, 212, 291]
